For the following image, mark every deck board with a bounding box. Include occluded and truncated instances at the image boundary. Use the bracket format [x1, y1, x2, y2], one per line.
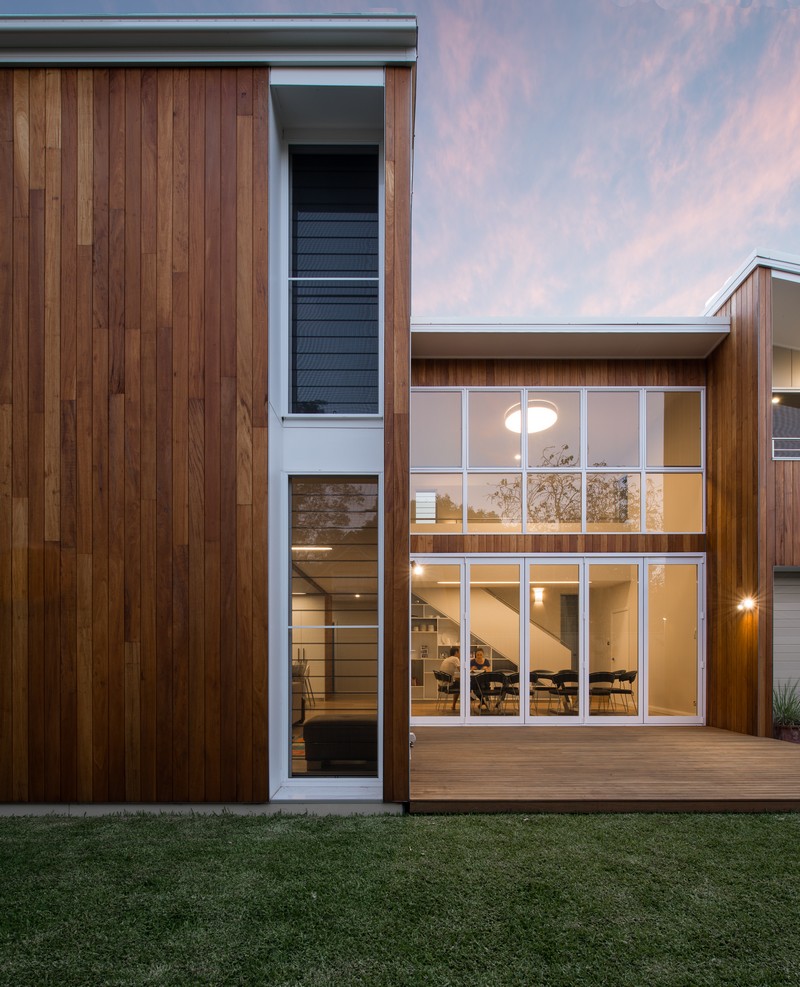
[409, 726, 800, 812]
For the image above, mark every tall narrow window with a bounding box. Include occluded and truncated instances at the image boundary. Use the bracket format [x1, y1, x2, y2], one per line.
[290, 477, 379, 778]
[290, 147, 380, 415]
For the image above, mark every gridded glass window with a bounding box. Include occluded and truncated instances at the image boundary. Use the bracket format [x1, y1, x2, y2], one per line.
[290, 148, 379, 415]
[527, 390, 581, 468]
[410, 474, 463, 533]
[646, 391, 702, 468]
[645, 474, 704, 533]
[468, 391, 522, 468]
[586, 472, 641, 532]
[411, 391, 463, 468]
[587, 391, 640, 467]
[527, 473, 582, 532]
[467, 474, 522, 532]
[410, 387, 703, 534]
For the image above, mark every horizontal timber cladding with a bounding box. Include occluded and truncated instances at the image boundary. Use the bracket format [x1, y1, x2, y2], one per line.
[0, 67, 270, 803]
[706, 270, 762, 737]
[411, 358, 708, 389]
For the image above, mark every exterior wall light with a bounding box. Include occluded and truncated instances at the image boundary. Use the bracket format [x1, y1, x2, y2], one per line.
[504, 399, 558, 434]
[737, 596, 756, 612]
[412, 561, 424, 576]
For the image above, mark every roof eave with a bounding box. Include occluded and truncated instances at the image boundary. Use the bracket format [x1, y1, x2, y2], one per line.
[704, 249, 800, 315]
[0, 15, 419, 66]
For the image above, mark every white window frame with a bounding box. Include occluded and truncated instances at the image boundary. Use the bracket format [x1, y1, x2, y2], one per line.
[410, 386, 706, 535]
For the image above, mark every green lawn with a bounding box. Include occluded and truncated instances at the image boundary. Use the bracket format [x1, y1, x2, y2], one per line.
[1, 811, 799, 986]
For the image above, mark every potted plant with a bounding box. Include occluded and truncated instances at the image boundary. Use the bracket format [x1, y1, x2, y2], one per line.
[773, 680, 800, 743]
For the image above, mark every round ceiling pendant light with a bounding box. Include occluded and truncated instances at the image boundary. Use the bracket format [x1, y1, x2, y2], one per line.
[504, 399, 558, 434]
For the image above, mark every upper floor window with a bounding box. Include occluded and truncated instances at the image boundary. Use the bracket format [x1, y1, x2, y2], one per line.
[771, 274, 800, 458]
[290, 147, 380, 415]
[410, 387, 704, 535]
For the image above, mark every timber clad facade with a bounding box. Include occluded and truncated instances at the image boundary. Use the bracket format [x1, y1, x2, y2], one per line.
[0, 16, 797, 810]
[0, 66, 272, 803]
[0, 20, 415, 806]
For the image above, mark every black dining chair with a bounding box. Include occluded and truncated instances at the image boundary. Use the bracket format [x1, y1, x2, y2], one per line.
[530, 669, 555, 713]
[471, 671, 507, 712]
[609, 669, 637, 712]
[549, 670, 579, 714]
[500, 670, 520, 713]
[588, 671, 615, 712]
[432, 669, 460, 712]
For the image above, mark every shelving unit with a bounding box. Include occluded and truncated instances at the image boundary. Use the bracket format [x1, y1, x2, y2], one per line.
[410, 599, 460, 700]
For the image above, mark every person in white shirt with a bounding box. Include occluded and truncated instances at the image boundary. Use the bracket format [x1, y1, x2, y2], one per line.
[440, 646, 460, 680]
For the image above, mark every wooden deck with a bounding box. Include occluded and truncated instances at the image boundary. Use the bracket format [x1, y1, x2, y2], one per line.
[409, 726, 800, 812]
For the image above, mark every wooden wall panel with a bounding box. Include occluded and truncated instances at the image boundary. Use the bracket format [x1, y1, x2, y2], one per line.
[383, 67, 413, 804]
[0, 67, 270, 803]
[706, 275, 761, 736]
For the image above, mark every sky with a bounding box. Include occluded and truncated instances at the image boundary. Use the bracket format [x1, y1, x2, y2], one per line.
[4, 0, 800, 319]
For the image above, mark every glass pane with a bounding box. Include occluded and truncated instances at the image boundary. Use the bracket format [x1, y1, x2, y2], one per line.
[529, 564, 580, 717]
[589, 564, 638, 717]
[410, 474, 463, 533]
[646, 391, 702, 467]
[469, 564, 520, 719]
[466, 474, 522, 532]
[291, 281, 378, 414]
[290, 477, 378, 778]
[586, 473, 641, 532]
[527, 474, 582, 532]
[527, 391, 581, 468]
[645, 474, 703, 533]
[587, 391, 640, 467]
[648, 564, 698, 717]
[411, 564, 461, 719]
[468, 391, 522, 467]
[291, 148, 378, 279]
[410, 391, 462, 468]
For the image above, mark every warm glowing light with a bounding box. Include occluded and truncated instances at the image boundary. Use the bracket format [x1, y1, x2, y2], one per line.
[737, 596, 756, 612]
[504, 400, 558, 434]
[291, 545, 332, 552]
[533, 586, 545, 605]
[412, 561, 424, 576]
[772, 395, 781, 404]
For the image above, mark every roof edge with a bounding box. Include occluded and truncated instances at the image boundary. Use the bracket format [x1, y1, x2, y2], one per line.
[703, 249, 800, 315]
[0, 15, 419, 66]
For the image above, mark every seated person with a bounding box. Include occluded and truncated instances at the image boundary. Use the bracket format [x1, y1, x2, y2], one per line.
[470, 648, 491, 673]
[439, 646, 460, 680]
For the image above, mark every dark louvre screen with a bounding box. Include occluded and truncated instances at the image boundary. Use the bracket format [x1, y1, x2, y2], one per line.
[291, 148, 379, 415]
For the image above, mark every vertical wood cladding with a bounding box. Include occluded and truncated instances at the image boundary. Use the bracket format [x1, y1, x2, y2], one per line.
[383, 67, 413, 803]
[0, 68, 270, 802]
[706, 274, 761, 736]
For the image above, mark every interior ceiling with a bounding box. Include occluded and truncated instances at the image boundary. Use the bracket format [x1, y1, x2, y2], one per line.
[772, 276, 800, 350]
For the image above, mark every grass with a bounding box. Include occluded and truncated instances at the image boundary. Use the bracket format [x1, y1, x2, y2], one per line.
[1, 812, 800, 986]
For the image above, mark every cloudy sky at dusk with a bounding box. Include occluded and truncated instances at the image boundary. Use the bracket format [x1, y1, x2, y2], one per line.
[6, 0, 800, 319]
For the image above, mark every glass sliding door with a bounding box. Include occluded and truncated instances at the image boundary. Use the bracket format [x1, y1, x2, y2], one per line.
[289, 477, 379, 777]
[410, 563, 462, 720]
[467, 563, 522, 720]
[588, 563, 641, 719]
[528, 563, 581, 718]
[647, 563, 702, 720]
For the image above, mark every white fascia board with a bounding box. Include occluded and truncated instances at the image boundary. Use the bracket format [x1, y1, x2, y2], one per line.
[411, 317, 730, 360]
[703, 248, 800, 316]
[0, 16, 418, 66]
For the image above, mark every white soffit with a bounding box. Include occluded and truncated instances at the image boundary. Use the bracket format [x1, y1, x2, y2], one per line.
[0, 16, 418, 66]
[411, 318, 730, 360]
